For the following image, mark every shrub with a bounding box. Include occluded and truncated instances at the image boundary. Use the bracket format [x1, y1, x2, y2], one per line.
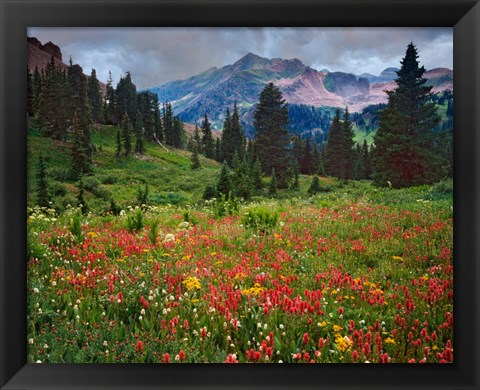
[81, 176, 101, 192]
[125, 207, 144, 233]
[430, 178, 453, 195]
[148, 219, 161, 245]
[214, 192, 241, 218]
[68, 212, 84, 243]
[202, 185, 217, 200]
[241, 205, 279, 233]
[50, 181, 67, 197]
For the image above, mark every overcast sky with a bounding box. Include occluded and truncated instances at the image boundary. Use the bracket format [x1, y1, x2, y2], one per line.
[28, 27, 453, 89]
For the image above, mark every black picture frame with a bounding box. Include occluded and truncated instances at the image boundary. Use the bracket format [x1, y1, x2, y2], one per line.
[1, 1, 479, 389]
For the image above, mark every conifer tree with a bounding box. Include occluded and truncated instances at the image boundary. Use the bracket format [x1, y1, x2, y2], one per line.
[253, 83, 290, 188]
[215, 138, 222, 162]
[362, 140, 372, 179]
[191, 142, 201, 169]
[32, 66, 42, 114]
[300, 138, 313, 174]
[201, 113, 215, 159]
[116, 71, 137, 124]
[87, 68, 105, 123]
[171, 117, 185, 149]
[268, 168, 278, 197]
[232, 155, 252, 200]
[251, 157, 264, 193]
[372, 43, 444, 187]
[71, 113, 91, 178]
[135, 110, 145, 154]
[104, 71, 116, 124]
[163, 102, 175, 146]
[120, 113, 132, 156]
[193, 123, 202, 153]
[311, 143, 321, 174]
[220, 107, 232, 162]
[77, 179, 89, 215]
[37, 57, 69, 140]
[36, 154, 49, 207]
[290, 159, 300, 191]
[153, 96, 163, 142]
[216, 161, 232, 196]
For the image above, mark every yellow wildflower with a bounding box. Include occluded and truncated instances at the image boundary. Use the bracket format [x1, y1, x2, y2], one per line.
[385, 337, 396, 345]
[333, 325, 343, 333]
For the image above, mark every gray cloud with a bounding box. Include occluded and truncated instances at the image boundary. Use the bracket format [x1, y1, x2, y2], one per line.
[27, 27, 452, 89]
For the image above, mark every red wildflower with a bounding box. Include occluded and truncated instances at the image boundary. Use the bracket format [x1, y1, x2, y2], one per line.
[303, 333, 310, 345]
[179, 350, 186, 361]
[136, 340, 143, 353]
[163, 353, 170, 363]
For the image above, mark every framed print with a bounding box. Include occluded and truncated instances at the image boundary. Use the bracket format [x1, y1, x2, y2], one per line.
[1, 0, 479, 389]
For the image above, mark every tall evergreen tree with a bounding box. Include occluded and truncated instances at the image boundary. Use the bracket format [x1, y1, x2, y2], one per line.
[268, 168, 278, 197]
[221, 107, 233, 163]
[216, 161, 232, 196]
[215, 138, 222, 162]
[70, 112, 91, 178]
[230, 102, 246, 159]
[135, 110, 145, 154]
[251, 157, 264, 193]
[307, 176, 321, 195]
[362, 140, 372, 180]
[324, 109, 343, 177]
[311, 143, 321, 174]
[191, 142, 201, 169]
[87, 68, 105, 123]
[171, 117, 185, 149]
[36, 154, 49, 207]
[153, 95, 163, 142]
[32, 66, 42, 114]
[116, 71, 137, 124]
[68, 64, 93, 163]
[121, 113, 133, 156]
[163, 102, 175, 146]
[341, 107, 355, 179]
[201, 113, 215, 159]
[253, 82, 290, 187]
[372, 43, 444, 187]
[104, 71, 116, 124]
[37, 57, 69, 140]
[232, 155, 252, 200]
[300, 138, 313, 174]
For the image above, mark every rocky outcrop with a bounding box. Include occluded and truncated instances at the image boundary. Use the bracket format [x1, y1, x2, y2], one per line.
[27, 36, 62, 61]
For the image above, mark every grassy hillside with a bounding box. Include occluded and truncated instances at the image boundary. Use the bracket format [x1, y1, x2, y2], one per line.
[28, 121, 223, 211]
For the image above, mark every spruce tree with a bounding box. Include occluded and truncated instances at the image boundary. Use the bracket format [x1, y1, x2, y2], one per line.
[193, 124, 202, 153]
[71, 113, 91, 178]
[116, 71, 137, 124]
[268, 168, 278, 197]
[121, 113, 132, 156]
[290, 159, 300, 191]
[32, 66, 42, 114]
[201, 113, 215, 159]
[232, 154, 252, 200]
[191, 143, 201, 169]
[216, 161, 232, 197]
[362, 140, 372, 179]
[341, 107, 355, 179]
[311, 143, 321, 174]
[37, 57, 69, 140]
[135, 110, 145, 154]
[230, 102, 246, 160]
[220, 107, 233, 162]
[36, 154, 49, 207]
[171, 117, 185, 149]
[253, 82, 290, 188]
[87, 68, 105, 123]
[372, 43, 444, 187]
[104, 71, 116, 124]
[251, 157, 264, 193]
[163, 102, 174, 146]
[324, 109, 343, 177]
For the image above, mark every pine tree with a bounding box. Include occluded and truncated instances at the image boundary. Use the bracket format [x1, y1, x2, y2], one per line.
[300, 138, 313, 174]
[268, 168, 278, 197]
[121, 113, 132, 156]
[220, 107, 232, 162]
[37, 57, 69, 140]
[251, 157, 264, 193]
[372, 43, 444, 188]
[231, 102, 246, 159]
[163, 102, 174, 146]
[201, 113, 215, 159]
[362, 140, 372, 179]
[77, 180, 89, 215]
[171, 117, 185, 149]
[104, 71, 116, 124]
[341, 107, 355, 179]
[32, 66, 42, 114]
[116, 71, 137, 124]
[290, 159, 300, 191]
[324, 109, 343, 177]
[193, 123, 202, 153]
[311, 143, 321, 174]
[68, 63, 93, 164]
[216, 161, 232, 196]
[36, 154, 49, 207]
[253, 82, 290, 188]
[232, 154, 252, 200]
[153, 95, 163, 142]
[87, 68, 105, 123]
[191, 142, 201, 169]
[71, 112, 91, 178]
[215, 138, 222, 162]
[135, 110, 145, 154]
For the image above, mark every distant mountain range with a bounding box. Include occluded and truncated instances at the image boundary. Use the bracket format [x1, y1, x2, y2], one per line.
[145, 52, 453, 130]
